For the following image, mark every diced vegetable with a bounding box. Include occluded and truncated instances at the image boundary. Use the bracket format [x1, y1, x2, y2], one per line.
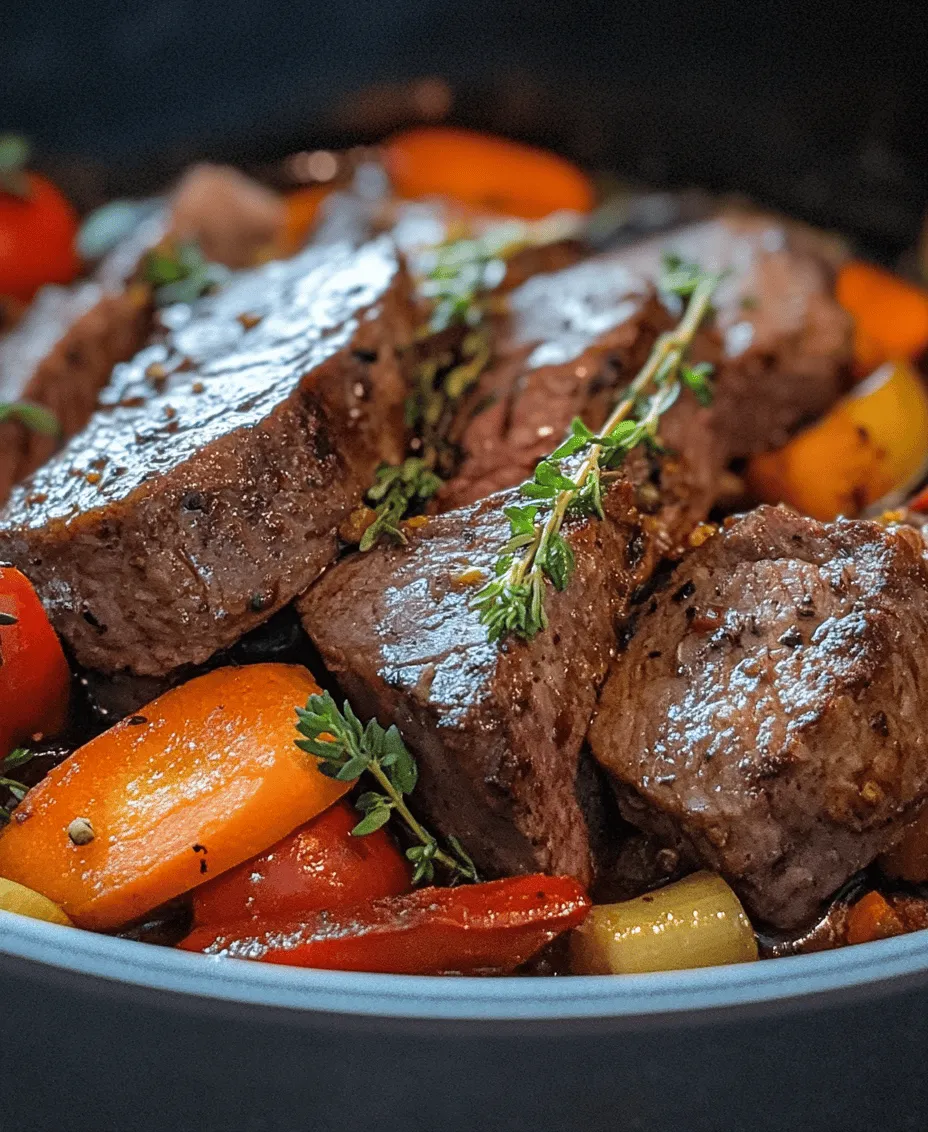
[746, 360, 928, 520]
[845, 891, 905, 946]
[0, 566, 70, 758]
[279, 185, 332, 256]
[569, 872, 757, 975]
[383, 127, 595, 220]
[191, 799, 411, 927]
[180, 874, 590, 974]
[836, 261, 928, 375]
[0, 664, 350, 930]
[0, 136, 80, 302]
[0, 876, 72, 926]
[879, 810, 928, 884]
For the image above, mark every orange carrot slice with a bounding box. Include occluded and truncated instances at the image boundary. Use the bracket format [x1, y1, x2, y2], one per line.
[0, 664, 349, 930]
[836, 261, 928, 375]
[383, 127, 595, 220]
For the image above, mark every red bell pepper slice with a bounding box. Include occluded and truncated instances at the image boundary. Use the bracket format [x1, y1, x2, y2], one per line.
[0, 566, 69, 757]
[191, 799, 412, 927]
[179, 874, 590, 974]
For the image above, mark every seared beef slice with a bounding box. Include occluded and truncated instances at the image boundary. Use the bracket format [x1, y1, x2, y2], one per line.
[0, 283, 152, 504]
[0, 238, 414, 675]
[299, 482, 645, 886]
[589, 505, 928, 929]
[441, 213, 851, 511]
[613, 213, 852, 458]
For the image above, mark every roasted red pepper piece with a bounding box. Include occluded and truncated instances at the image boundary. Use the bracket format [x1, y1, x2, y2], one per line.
[909, 483, 928, 513]
[191, 799, 412, 927]
[0, 566, 69, 756]
[179, 874, 590, 974]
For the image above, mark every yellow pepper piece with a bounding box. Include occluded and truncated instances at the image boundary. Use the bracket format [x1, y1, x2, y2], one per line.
[0, 876, 72, 926]
[747, 360, 928, 521]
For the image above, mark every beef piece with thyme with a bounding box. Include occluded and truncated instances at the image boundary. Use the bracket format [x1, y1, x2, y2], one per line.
[589, 505, 928, 929]
[0, 238, 414, 676]
[440, 213, 851, 511]
[299, 480, 649, 886]
[0, 282, 153, 505]
[615, 212, 853, 458]
[438, 259, 672, 510]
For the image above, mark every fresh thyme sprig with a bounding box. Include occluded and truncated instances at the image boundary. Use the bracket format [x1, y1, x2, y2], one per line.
[0, 400, 59, 436]
[360, 458, 442, 552]
[140, 240, 228, 306]
[359, 219, 576, 551]
[472, 258, 721, 643]
[0, 748, 34, 825]
[295, 692, 478, 885]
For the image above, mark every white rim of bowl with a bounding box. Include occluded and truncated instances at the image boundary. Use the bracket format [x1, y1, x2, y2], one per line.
[2, 910, 928, 1021]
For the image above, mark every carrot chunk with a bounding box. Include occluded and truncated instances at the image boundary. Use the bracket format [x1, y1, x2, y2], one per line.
[383, 127, 595, 219]
[836, 261, 928, 375]
[846, 891, 905, 946]
[0, 664, 349, 930]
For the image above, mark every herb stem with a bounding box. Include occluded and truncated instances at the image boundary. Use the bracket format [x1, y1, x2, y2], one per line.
[365, 761, 467, 878]
[476, 270, 719, 642]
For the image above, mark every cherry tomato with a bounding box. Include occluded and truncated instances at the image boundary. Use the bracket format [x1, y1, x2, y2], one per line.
[0, 566, 70, 756]
[181, 874, 590, 974]
[191, 799, 412, 927]
[383, 127, 595, 220]
[0, 173, 80, 303]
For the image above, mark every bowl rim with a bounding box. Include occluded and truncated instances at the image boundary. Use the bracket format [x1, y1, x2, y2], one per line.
[2, 909, 928, 1021]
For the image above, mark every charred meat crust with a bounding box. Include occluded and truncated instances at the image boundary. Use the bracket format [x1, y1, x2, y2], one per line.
[0, 239, 414, 676]
[589, 505, 928, 929]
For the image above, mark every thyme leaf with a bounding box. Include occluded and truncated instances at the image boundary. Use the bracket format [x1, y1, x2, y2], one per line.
[140, 240, 228, 306]
[0, 400, 59, 436]
[0, 748, 34, 825]
[295, 693, 478, 885]
[473, 258, 722, 643]
[359, 458, 442, 552]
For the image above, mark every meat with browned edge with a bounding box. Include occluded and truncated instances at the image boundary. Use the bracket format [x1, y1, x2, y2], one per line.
[300, 479, 648, 886]
[0, 237, 414, 676]
[589, 505, 928, 929]
[0, 282, 152, 504]
[299, 221, 851, 885]
[441, 213, 851, 510]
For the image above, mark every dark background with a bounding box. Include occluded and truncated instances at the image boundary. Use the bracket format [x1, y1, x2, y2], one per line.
[2, 0, 927, 259]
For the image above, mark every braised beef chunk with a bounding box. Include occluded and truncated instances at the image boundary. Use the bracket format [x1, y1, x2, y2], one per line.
[439, 260, 672, 510]
[440, 213, 851, 511]
[0, 238, 414, 676]
[615, 213, 853, 457]
[0, 283, 153, 504]
[299, 481, 647, 886]
[589, 505, 928, 929]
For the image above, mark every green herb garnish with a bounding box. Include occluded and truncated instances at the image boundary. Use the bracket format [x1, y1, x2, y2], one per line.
[296, 693, 478, 885]
[140, 240, 228, 306]
[0, 748, 34, 825]
[0, 400, 60, 436]
[472, 257, 721, 643]
[0, 134, 30, 198]
[360, 458, 442, 551]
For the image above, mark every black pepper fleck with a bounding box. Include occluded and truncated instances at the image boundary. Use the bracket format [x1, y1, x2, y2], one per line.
[672, 580, 696, 604]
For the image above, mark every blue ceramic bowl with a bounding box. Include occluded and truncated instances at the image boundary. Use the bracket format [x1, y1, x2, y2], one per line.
[2, 910, 928, 1131]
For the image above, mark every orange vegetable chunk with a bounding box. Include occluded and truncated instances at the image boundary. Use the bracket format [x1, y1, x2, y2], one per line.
[846, 891, 905, 946]
[0, 664, 349, 930]
[747, 360, 928, 520]
[0, 565, 70, 757]
[836, 261, 928, 375]
[383, 126, 595, 219]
